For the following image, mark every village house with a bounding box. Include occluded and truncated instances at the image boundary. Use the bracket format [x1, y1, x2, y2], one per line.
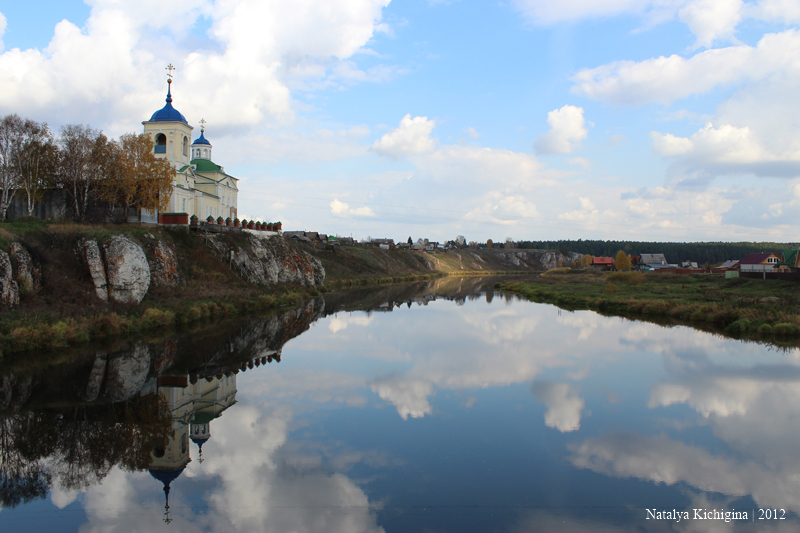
[718, 259, 740, 270]
[639, 253, 670, 269]
[739, 252, 781, 273]
[777, 250, 800, 272]
[592, 257, 615, 270]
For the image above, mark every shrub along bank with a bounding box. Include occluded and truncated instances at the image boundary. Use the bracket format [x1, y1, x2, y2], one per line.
[497, 270, 800, 344]
[0, 286, 321, 358]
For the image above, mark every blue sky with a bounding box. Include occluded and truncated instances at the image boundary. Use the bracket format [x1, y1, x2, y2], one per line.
[0, 0, 798, 242]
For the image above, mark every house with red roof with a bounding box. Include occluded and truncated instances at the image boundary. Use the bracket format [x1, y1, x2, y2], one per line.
[592, 257, 615, 270]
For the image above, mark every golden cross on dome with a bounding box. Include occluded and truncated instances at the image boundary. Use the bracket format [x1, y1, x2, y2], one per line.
[199, 118, 207, 132]
[165, 63, 176, 81]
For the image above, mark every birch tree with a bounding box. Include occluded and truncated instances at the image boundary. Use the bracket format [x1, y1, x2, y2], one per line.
[15, 120, 55, 216]
[56, 125, 111, 221]
[0, 115, 24, 221]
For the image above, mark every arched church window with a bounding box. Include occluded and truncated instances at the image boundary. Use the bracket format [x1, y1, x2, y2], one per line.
[155, 133, 166, 154]
[153, 441, 166, 458]
[183, 136, 189, 156]
[203, 149, 208, 158]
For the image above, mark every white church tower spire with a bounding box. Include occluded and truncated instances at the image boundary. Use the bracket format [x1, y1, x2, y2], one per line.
[142, 64, 193, 167]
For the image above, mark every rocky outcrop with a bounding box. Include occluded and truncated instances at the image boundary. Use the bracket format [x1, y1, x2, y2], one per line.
[0, 373, 33, 410]
[82, 353, 108, 402]
[150, 241, 182, 287]
[208, 233, 325, 287]
[78, 238, 109, 301]
[104, 343, 151, 402]
[10, 243, 41, 293]
[104, 235, 150, 304]
[0, 251, 19, 309]
[490, 249, 583, 270]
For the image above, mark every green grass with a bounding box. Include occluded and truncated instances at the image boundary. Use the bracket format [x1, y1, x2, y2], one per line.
[497, 271, 800, 344]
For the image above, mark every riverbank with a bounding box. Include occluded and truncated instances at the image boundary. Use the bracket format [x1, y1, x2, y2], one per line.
[497, 270, 800, 343]
[0, 220, 328, 357]
[0, 220, 527, 357]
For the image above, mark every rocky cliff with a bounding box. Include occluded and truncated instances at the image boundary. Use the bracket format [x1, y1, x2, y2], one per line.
[488, 249, 583, 270]
[0, 251, 19, 309]
[207, 233, 325, 288]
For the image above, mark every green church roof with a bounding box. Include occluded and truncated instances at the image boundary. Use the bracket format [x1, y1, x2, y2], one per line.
[191, 159, 222, 172]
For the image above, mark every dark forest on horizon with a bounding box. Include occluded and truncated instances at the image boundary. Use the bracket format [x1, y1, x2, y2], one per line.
[513, 240, 799, 266]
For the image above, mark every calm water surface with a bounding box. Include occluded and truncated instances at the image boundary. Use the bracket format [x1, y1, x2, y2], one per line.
[1, 278, 799, 532]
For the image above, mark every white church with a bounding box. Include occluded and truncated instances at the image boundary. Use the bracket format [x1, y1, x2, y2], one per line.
[142, 72, 239, 223]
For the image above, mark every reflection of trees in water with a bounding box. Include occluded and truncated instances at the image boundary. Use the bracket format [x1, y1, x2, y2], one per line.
[0, 393, 172, 504]
[0, 416, 51, 508]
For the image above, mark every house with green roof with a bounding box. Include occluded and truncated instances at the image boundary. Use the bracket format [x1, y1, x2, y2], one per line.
[778, 249, 800, 272]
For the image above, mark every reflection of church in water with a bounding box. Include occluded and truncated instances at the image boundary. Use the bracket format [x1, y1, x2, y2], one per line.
[140, 349, 280, 522]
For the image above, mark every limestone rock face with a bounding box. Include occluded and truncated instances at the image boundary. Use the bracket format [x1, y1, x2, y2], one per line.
[78, 238, 108, 301]
[150, 241, 181, 287]
[104, 235, 151, 304]
[105, 343, 151, 402]
[208, 233, 325, 287]
[10, 242, 41, 293]
[491, 249, 582, 270]
[0, 251, 19, 309]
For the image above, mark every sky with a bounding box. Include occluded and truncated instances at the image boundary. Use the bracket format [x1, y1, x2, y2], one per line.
[0, 0, 798, 243]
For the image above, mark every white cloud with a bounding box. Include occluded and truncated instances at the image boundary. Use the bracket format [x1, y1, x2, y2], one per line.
[571, 30, 800, 106]
[532, 382, 585, 432]
[0, 0, 391, 132]
[569, 434, 755, 496]
[651, 122, 800, 185]
[372, 114, 437, 159]
[371, 377, 433, 419]
[751, 0, 800, 24]
[679, 0, 743, 49]
[330, 198, 376, 218]
[651, 131, 694, 156]
[328, 314, 374, 333]
[462, 192, 541, 226]
[578, 197, 596, 210]
[534, 105, 588, 155]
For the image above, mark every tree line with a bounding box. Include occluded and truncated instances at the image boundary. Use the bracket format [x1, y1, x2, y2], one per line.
[0, 114, 174, 222]
[514, 239, 799, 265]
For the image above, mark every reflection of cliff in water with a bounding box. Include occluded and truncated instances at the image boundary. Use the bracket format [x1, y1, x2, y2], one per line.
[0, 299, 324, 513]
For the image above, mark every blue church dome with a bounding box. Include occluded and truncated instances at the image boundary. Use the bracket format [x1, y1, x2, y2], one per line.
[193, 131, 211, 145]
[149, 81, 188, 124]
[149, 466, 186, 488]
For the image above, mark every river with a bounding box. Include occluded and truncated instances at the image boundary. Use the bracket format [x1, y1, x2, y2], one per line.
[0, 277, 798, 532]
